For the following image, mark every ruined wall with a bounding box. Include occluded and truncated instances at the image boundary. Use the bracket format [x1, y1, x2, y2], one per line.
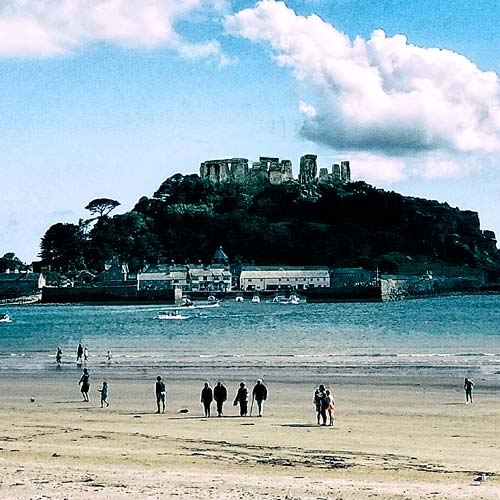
[200, 154, 350, 186]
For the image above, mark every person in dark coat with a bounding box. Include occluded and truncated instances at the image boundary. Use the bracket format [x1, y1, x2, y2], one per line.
[201, 382, 213, 417]
[213, 381, 228, 417]
[76, 343, 84, 365]
[78, 368, 90, 402]
[318, 384, 328, 426]
[464, 377, 474, 403]
[233, 381, 249, 416]
[252, 379, 268, 417]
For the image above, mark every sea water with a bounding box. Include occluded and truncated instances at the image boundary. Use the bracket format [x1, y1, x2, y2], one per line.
[1, 295, 499, 380]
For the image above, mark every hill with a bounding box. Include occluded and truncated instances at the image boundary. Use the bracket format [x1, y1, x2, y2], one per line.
[39, 173, 500, 277]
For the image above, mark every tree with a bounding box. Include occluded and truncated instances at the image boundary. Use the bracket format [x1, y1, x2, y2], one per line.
[85, 198, 121, 218]
[39, 223, 86, 271]
[0, 252, 25, 272]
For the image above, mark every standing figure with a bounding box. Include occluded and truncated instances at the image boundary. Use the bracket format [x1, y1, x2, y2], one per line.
[79, 368, 90, 402]
[98, 381, 110, 408]
[200, 382, 213, 418]
[56, 346, 63, 366]
[155, 376, 166, 414]
[313, 389, 321, 425]
[213, 381, 228, 417]
[464, 377, 474, 403]
[251, 379, 268, 417]
[83, 346, 89, 363]
[76, 343, 84, 365]
[106, 350, 112, 364]
[318, 384, 328, 426]
[326, 389, 335, 426]
[233, 381, 249, 416]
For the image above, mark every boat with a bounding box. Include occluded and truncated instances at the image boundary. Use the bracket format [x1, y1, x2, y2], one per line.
[207, 295, 218, 303]
[0, 312, 12, 323]
[270, 294, 300, 305]
[271, 295, 288, 304]
[235, 295, 244, 302]
[157, 310, 190, 320]
[251, 295, 260, 303]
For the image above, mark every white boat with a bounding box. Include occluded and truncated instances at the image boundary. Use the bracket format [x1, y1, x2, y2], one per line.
[235, 295, 244, 302]
[271, 295, 288, 304]
[251, 295, 260, 303]
[157, 311, 190, 320]
[0, 312, 12, 323]
[270, 295, 300, 304]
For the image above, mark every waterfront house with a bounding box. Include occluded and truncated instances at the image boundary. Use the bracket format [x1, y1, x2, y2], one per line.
[239, 266, 330, 291]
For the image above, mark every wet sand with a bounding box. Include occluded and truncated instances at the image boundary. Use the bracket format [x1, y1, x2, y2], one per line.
[0, 371, 499, 499]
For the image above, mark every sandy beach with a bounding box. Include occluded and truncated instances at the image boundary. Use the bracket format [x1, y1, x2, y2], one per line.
[0, 370, 499, 499]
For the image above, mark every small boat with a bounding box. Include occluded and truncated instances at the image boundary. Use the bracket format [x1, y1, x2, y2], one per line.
[288, 294, 300, 305]
[251, 295, 260, 303]
[0, 312, 12, 323]
[235, 295, 244, 302]
[207, 295, 218, 303]
[271, 295, 288, 304]
[157, 311, 189, 320]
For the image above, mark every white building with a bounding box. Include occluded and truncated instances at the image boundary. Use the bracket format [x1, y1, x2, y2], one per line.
[239, 266, 330, 291]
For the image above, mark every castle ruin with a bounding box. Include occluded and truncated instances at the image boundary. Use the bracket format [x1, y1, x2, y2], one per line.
[200, 155, 351, 186]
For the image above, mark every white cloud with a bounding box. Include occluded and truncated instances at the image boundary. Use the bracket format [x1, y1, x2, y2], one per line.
[0, 0, 228, 62]
[299, 100, 316, 117]
[225, 0, 500, 177]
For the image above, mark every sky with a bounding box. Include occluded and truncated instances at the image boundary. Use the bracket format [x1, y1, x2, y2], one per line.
[1, 0, 499, 262]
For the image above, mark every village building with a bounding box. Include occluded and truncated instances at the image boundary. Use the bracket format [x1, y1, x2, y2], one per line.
[239, 266, 330, 291]
[330, 268, 373, 286]
[138, 247, 232, 292]
[0, 270, 46, 299]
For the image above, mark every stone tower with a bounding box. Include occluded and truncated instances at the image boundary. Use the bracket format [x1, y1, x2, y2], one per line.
[332, 163, 341, 181]
[341, 161, 351, 182]
[299, 154, 318, 184]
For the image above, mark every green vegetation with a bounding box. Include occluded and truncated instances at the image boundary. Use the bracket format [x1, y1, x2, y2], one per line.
[38, 174, 500, 276]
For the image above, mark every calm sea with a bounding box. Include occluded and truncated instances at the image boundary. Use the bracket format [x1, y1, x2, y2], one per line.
[1, 295, 500, 380]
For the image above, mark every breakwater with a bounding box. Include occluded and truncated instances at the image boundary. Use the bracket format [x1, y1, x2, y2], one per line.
[42, 285, 176, 304]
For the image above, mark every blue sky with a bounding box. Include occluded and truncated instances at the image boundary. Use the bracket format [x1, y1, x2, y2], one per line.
[1, 0, 499, 262]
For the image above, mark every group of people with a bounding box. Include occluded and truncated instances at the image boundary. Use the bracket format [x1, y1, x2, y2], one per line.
[78, 368, 109, 407]
[314, 384, 335, 426]
[56, 343, 112, 367]
[154, 377, 268, 417]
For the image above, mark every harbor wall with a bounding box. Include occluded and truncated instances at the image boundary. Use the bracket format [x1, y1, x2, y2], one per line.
[42, 286, 176, 304]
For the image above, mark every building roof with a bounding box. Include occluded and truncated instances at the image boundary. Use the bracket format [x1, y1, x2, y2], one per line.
[212, 246, 229, 265]
[0, 272, 42, 283]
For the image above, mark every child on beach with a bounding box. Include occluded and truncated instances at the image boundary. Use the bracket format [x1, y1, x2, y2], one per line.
[326, 389, 335, 426]
[98, 381, 110, 408]
[464, 377, 474, 403]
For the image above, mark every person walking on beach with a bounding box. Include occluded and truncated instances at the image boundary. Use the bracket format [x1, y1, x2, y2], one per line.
[201, 382, 213, 418]
[326, 389, 335, 426]
[78, 368, 90, 402]
[313, 388, 321, 425]
[56, 346, 63, 366]
[106, 350, 112, 364]
[83, 346, 89, 363]
[317, 384, 328, 426]
[251, 379, 268, 417]
[213, 381, 227, 417]
[233, 381, 249, 416]
[464, 377, 474, 403]
[155, 376, 166, 414]
[98, 381, 110, 408]
[76, 343, 84, 365]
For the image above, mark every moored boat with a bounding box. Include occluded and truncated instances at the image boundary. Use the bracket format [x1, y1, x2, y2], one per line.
[0, 312, 12, 323]
[251, 295, 260, 303]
